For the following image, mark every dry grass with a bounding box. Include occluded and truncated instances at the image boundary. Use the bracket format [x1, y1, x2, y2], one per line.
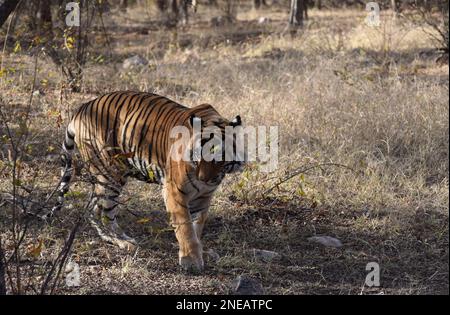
[0, 4, 448, 294]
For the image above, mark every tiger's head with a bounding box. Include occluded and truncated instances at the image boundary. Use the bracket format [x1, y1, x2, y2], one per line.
[185, 106, 246, 185]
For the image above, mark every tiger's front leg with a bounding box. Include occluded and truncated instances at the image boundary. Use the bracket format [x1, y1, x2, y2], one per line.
[163, 183, 204, 272]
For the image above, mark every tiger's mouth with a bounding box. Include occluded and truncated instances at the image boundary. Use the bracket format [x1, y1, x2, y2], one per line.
[206, 176, 224, 186]
[199, 170, 224, 185]
[224, 161, 245, 174]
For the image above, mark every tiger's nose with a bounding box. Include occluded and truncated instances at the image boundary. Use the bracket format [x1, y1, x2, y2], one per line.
[197, 169, 209, 182]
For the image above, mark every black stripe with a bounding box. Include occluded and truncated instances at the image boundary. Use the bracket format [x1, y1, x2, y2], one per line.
[102, 92, 122, 141]
[190, 207, 208, 214]
[62, 175, 71, 182]
[147, 99, 171, 165]
[156, 104, 185, 165]
[154, 105, 176, 166]
[187, 172, 200, 193]
[136, 95, 165, 162]
[151, 100, 175, 166]
[102, 204, 118, 212]
[104, 92, 124, 142]
[127, 95, 154, 154]
[121, 94, 146, 152]
[83, 108, 119, 185]
[112, 92, 138, 151]
[148, 143, 153, 166]
[177, 185, 187, 195]
[131, 95, 160, 170]
[66, 129, 75, 140]
[162, 108, 186, 163]
[64, 140, 74, 150]
[173, 196, 187, 208]
[154, 166, 162, 182]
[93, 94, 108, 134]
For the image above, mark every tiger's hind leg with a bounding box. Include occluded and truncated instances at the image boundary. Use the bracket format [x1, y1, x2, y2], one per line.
[89, 176, 137, 251]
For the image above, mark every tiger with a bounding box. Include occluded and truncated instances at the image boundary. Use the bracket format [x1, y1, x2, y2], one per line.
[52, 91, 244, 272]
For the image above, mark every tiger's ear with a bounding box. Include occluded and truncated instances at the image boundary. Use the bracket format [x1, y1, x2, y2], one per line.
[189, 115, 202, 129]
[230, 115, 242, 127]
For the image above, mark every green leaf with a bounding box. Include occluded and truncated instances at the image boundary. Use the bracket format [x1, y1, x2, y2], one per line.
[147, 168, 156, 181]
[13, 42, 21, 54]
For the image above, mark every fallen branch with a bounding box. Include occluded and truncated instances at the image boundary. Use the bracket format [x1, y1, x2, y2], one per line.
[263, 162, 355, 195]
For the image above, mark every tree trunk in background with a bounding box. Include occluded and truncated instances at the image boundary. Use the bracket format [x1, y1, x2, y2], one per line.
[161, 0, 195, 27]
[180, 0, 189, 24]
[289, 0, 305, 27]
[304, 0, 309, 19]
[171, 0, 178, 19]
[38, 0, 53, 35]
[0, 0, 20, 28]
[120, 0, 128, 9]
[157, 0, 168, 11]
[254, 0, 267, 9]
[391, 0, 398, 13]
[415, 0, 428, 10]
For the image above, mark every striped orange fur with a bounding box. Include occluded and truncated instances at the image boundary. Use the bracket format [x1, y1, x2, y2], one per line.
[52, 91, 243, 271]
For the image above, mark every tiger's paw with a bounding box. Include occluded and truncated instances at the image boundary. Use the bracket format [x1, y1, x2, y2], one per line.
[179, 254, 204, 273]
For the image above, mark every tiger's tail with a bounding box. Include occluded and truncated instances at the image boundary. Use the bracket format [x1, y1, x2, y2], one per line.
[50, 123, 76, 216]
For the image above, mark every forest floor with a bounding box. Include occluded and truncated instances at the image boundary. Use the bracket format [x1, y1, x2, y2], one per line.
[0, 3, 448, 294]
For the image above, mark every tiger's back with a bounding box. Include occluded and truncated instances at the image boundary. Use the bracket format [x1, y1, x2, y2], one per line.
[70, 91, 190, 183]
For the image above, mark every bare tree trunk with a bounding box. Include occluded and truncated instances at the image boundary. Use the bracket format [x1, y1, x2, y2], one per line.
[157, 0, 168, 11]
[223, 0, 237, 21]
[171, 0, 178, 20]
[289, 0, 305, 27]
[38, 0, 53, 35]
[180, 0, 189, 24]
[412, 0, 432, 11]
[304, 0, 309, 19]
[162, 0, 188, 28]
[391, 0, 398, 14]
[254, 0, 268, 9]
[0, 0, 20, 28]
